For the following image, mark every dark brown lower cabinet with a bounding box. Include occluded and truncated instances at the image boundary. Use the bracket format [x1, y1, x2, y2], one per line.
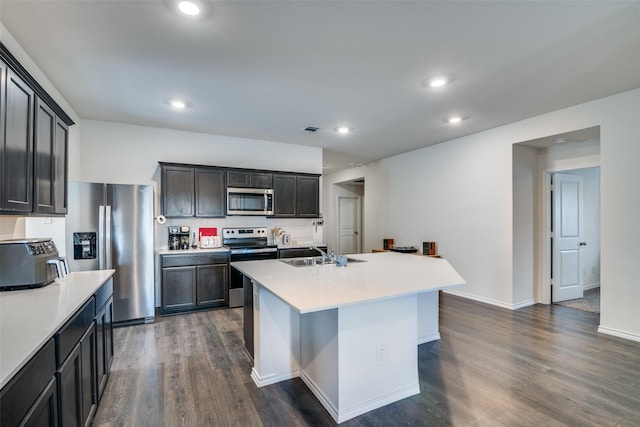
[161, 252, 229, 314]
[20, 377, 58, 427]
[95, 296, 114, 402]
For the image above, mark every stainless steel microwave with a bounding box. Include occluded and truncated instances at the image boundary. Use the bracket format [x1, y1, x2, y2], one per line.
[227, 187, 274, 216]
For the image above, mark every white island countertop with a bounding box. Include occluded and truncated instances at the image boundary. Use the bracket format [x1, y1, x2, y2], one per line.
[232, 251, 465, 314]
[0, 270, 115, 389]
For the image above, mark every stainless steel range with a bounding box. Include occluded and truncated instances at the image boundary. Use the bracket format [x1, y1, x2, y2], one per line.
[223, 227, 277, 307]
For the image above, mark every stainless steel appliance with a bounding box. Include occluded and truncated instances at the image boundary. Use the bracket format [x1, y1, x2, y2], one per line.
[66, 182, 154, 324]
[0, 238, 64, 290]
[223, 227, 277, 307]
[227, 187, 274, 216]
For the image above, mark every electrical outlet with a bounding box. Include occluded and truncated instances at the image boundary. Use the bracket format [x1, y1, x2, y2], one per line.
[377, 346, 386, 365]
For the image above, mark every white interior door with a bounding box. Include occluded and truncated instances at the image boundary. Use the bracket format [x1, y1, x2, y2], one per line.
[338, 196, 360, 254]
[552, 173, 584, 302]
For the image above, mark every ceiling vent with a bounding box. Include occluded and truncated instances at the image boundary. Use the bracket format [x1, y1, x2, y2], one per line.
[304, 126, 319, 133]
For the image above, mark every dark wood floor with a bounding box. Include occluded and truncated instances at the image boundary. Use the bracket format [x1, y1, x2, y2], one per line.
[93, 294, 640, 426]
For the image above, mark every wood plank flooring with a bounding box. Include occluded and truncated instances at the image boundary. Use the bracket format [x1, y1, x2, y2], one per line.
[93, 294, 640, 426]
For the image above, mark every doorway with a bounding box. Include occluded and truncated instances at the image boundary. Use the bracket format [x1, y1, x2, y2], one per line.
[512, 126, 600, 308]
[334, 179, 364, 255]
[548, 167, 601, 311]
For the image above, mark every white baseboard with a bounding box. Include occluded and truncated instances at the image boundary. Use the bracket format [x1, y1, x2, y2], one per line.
[443, 289, 534, 310]
[251, 367, 299, 388]
[597, 326, 640, 343]
[584, 283, 600, 291]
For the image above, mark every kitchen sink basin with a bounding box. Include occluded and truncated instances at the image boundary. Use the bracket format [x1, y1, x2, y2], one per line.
[279, 256, 367, 267]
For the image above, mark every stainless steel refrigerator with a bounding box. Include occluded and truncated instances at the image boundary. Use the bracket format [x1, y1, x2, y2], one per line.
[65, 182, 155, 324]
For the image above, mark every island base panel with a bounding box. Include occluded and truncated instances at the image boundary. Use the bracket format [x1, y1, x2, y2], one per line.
[418, 291, 440, 344]
[252, 284, 300, 387]
[300, 294, 419, 423]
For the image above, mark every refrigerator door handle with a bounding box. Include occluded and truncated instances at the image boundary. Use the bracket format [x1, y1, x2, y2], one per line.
[105, 205, 112, 269]
[98, 205, 106, 270]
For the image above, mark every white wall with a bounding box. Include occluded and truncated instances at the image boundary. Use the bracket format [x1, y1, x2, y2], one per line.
[324, 88, 640, 341]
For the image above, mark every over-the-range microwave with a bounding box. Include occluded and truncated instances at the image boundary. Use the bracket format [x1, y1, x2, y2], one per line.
[227, 187, 274, 216]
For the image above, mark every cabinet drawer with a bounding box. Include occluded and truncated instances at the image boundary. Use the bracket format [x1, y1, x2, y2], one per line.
[0, 338, 56, 427]
[94, 278, 113, 312]
[161, 253, 229, 267]
[55, 299, 95, 367]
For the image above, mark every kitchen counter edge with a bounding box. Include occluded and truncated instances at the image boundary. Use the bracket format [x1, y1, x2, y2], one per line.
[0, 270, 115, 389]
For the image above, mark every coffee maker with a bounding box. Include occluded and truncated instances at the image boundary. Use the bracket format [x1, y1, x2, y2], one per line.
[168, 226, 190, 250]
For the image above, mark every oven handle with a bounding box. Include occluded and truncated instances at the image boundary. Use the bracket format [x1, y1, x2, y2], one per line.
[230, 247, 278, 255]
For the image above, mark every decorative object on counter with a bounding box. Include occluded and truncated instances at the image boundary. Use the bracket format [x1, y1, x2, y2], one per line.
[389, 246, 418, 253]
[383, 238, 394, 250]
[336, 255, 348, 267]
[423, 241, 437, 256]
[313, 213, 324, 232]
[191, 232, 198, 249]
[272, 227, 285, 244]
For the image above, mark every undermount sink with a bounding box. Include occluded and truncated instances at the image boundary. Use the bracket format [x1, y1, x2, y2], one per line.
[279, 256, 367, 267]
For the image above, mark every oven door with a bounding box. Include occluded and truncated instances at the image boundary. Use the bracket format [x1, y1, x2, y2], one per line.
[229, 249, 277, 307]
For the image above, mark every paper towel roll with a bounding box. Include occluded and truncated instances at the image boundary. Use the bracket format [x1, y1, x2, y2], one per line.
[156, 215, 166, 224]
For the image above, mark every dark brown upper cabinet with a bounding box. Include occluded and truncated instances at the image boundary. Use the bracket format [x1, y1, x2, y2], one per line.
[272, 173, 320, 218]
[227, 169, 272, 189]
[160, 163, 226, 218]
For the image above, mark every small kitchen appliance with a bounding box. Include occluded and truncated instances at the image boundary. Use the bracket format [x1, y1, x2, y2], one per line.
[0, 238, 65, 290]
[168, 226, 190, 250]
[199, 227, 221, 248]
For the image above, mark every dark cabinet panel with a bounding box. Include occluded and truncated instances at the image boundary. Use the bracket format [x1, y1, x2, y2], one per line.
[57, 343, 82, 427]
[161, 165, 194, 217]
[95, 297, 113, 402]
[243, 277, 254, 361]
[162, 266, 197, 311]
[273, 174, 296, 217]
[0, 339, 56, 427]
[1, 68, 34, 213]
[296, 175, 320, 217]
[196, 264, 228, 307]
[227, 170, 250, 187]
[53, 118, 68, 215]
[227, 170, 272, 189]
[20, 376, 58, 427]
[79, 324, 97, 426]
[34, 99, 55, 214]
[195, 167, 225, 217]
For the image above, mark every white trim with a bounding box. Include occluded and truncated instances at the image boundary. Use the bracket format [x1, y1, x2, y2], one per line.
[443, 289, 534, 310]
[598, 326, 640, 343]
[417, 332, 441, 344]
[299, 371, 339, 422]
[584, 283, 600, 291]
[538, 161, 601, 305]
[250, 367, 300, 388]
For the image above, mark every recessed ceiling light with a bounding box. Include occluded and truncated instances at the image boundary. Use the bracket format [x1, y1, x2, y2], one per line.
[337, 126, 351, 134]
[555, 137, 567, 144]
[178, 1, 200, 16]
[170, 100, 186, 109]
[429, 77, 448, 88]
[447, 116, 462, 124]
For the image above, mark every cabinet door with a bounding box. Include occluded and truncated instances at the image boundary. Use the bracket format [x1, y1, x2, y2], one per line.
[0, 60, 4, 211]
[161, 165, 194, 217]
[53, 118, 68, 215]
[296, 175, 320, 217]
[1, 68, 34, 213]
[195, 167, 225, 217]
[79, 324, 97, 427]
[196, 264, 228, 308]
[95, 296, 115, 404]
[20, 377, 58, 427]
[251, 172, 272, 189]
[34, 99, 56, 214]
[162, 266, 197, 311]
[272, 174, 296, 217]
[227, 169, 250, 187]
[56, 343, 82, 427]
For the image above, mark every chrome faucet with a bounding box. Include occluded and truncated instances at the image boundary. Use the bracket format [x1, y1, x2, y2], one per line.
[310, 246, 334, 264]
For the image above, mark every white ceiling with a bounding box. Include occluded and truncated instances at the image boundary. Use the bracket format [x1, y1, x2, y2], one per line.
[1, 1, 639, 173]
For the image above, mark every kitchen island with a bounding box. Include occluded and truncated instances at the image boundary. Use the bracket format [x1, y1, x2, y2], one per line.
[232, 251, 465, 423]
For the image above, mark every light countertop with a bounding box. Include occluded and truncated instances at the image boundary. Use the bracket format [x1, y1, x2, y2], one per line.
[0, 270, 115, 389]
[231, 251, 465, 314]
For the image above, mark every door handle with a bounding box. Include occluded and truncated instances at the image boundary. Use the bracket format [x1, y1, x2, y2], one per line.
[579, 242, 587, 246]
